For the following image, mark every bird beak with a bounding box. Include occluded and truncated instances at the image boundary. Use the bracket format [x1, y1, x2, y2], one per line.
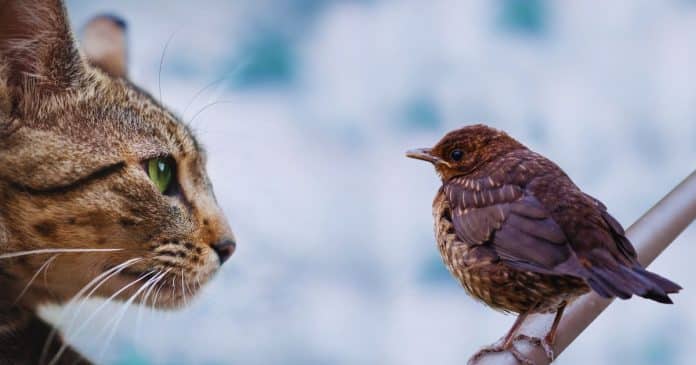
[406, 148, 442, 165]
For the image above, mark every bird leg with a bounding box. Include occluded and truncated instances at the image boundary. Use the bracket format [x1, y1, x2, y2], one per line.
[468, 311, 536, 365]
[513, 302, 567, 362]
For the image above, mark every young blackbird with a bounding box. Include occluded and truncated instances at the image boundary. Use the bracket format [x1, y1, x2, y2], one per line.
[407, 124, 681, 364]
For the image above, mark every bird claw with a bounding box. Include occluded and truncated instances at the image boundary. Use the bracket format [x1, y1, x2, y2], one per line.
[513, 334, 555, 362]
[467, 342, 538, 365]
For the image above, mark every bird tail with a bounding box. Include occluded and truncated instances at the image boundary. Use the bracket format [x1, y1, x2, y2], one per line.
[631, 267, 682, 303]
[585, 264, 681, 304]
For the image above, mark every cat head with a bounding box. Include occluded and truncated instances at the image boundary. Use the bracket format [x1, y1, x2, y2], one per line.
[0, 0, 235, 309]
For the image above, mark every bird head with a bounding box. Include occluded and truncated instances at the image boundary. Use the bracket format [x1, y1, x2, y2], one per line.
[406, 124, 524, 181]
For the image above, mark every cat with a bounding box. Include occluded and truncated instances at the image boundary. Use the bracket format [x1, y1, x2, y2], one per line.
[0, 1, 236, 364]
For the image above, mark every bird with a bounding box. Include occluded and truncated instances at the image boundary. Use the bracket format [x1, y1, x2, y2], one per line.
[406, 124, 681, 364]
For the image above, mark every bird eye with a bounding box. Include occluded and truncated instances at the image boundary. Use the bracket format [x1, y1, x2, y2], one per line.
[146, 157, 175, 194]
[450, 149, 463, 161]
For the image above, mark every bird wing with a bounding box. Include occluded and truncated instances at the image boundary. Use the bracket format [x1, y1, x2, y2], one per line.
[444, 179, 584, 277]
[582, 192, 638, 262]
[444, 179, 680, 302]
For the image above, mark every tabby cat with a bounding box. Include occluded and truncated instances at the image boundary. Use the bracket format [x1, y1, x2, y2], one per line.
[0, 1, 236, 364]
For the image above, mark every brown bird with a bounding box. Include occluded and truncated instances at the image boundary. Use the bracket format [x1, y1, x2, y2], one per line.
[406, 124, 681, 364]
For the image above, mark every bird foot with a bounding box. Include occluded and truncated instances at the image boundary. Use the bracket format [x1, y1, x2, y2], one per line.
[467, 341, 537, 365]
[513, 334, 555, 362]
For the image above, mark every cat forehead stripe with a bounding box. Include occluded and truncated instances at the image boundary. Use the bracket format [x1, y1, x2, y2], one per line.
[124, 81, 202, 155]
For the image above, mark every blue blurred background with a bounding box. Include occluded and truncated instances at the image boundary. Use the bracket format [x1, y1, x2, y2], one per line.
[55, 1, 696, 364]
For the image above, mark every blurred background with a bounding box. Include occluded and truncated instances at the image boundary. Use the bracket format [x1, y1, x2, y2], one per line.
[54, 0, 696, 364]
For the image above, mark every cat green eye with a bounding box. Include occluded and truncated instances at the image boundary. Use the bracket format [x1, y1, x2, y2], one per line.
[147, 157, 174, 194]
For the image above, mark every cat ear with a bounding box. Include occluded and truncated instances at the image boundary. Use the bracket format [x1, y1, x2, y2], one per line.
[0, 0, 86, 95]
[81, 15, 128, 78]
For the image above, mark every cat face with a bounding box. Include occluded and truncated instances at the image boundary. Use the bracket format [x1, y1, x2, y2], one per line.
[0, 1, 234, 309]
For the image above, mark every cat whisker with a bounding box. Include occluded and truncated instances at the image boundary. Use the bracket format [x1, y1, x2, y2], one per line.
[158, 30, 179, 105]
[0, 248, 121, 260]
[42, 252, 58, 297]
[180, 268, 189, 307]
[184, 270, 194, 299]
[97, 270, 166, 363]
[187, 100, 236, 127]
[41, 257, 143, 365]
[13, 254, 59, 304]
[66, 258, 144, 329]
[135, 269, 170, 341]
[141, 272, 162, 307]
[181, 57, 249, 120]
[194, 274, 202, 294]
[169, 276, 177, 305]
[150, 270, 170, 309]
[48, 267, 152, 365]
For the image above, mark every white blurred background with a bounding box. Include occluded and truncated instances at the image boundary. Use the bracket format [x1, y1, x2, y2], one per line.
[56, 1, 696, 364]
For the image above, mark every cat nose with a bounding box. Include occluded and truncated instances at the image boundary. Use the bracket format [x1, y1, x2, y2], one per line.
[211, 239, 235, 264]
